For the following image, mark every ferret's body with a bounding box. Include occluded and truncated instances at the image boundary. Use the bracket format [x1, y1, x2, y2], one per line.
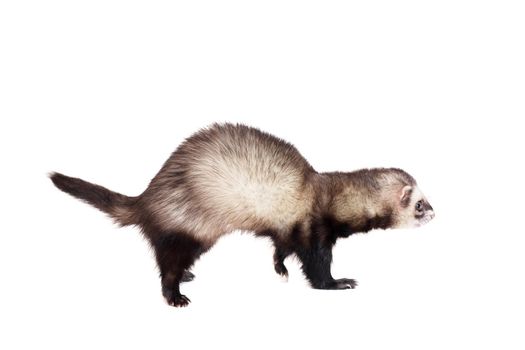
[51, 123, 435, 307]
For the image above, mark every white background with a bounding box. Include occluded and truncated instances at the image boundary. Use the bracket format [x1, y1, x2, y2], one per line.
[1, 1, 524, 349]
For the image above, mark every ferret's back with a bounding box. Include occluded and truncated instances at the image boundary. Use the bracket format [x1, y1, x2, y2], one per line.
[141, 124, 316, 242]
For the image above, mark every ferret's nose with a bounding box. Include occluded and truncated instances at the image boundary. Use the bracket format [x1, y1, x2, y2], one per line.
[428, 210, 435, 220]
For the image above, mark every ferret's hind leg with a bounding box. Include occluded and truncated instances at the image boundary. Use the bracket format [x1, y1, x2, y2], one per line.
[151, 232, 206, 307]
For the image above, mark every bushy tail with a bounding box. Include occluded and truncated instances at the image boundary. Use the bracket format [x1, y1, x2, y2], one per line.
[49, 172, 137, 226]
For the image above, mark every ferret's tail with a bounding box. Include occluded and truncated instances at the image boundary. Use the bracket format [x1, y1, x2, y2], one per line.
[49, 172, 137, 226]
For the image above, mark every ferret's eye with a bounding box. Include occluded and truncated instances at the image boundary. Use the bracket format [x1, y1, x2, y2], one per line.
[415, 201, 423, 211]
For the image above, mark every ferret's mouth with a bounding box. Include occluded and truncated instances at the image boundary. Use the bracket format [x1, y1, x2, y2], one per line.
[417, 211, 435, 227]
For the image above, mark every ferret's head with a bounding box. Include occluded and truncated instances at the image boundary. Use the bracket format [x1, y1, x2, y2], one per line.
[394, 184, 435, 228]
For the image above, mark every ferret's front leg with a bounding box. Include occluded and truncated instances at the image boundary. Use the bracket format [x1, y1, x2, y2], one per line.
[296, 236, 358, 290]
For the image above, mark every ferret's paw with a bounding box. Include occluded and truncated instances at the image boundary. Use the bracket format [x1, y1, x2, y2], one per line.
[181, 270, 195, 283]
[334, 278, 358, 289]
[166, 294, 191, 307]
[274, 263, 288, 282]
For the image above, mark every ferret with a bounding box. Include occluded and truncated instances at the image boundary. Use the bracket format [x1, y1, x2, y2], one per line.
[50, 123, 435, 307]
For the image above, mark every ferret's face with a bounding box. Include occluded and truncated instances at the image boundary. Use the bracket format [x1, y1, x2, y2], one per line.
[395, 185, 435, 229]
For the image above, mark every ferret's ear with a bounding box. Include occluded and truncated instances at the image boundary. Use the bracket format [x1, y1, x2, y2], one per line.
[399, 185, 413, 207]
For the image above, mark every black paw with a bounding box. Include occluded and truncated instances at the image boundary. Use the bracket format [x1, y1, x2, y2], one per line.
[162, 287, 191, 307]
[274, 262, 288, 279]
[333, 278, 358, 289]
[181, 270, 195, 283]
[166, 293, 191, 307]
[312, 278, 358, 290]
